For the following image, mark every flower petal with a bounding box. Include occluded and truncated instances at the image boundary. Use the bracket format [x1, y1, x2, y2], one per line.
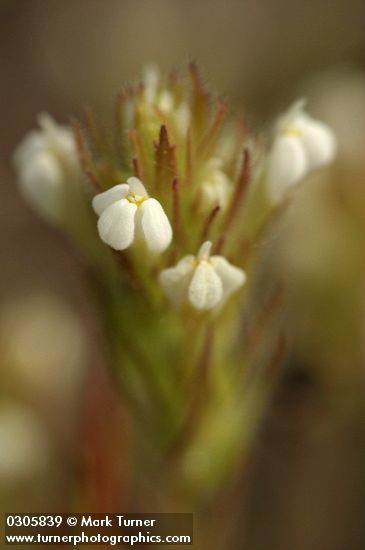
[92, 184, 129, 215]
[210, 256, 246, 304]
[197, 241, 212, 261]
[97, 199, 137, 250]
[200, 157, 231, 209]
[138, 198, 172, 253]
[127, 177, 148, 197]
[37, 113, 77, 162]
[13, 132, 47, 166]
[16, 152, 64, 221]
[159, 256, 195, 307]
[158, 90, 174, 113]
[277, 98, 307, 132]
[266, 135, 307, 203]
[143, 65, 160, 104]
[175, 102, 190, 135]
[188, 261, 223, 310]
[296, 114, 337, 170]
[201, 178, 230, 209]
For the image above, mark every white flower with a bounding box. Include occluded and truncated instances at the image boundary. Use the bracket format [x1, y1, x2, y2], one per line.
[266, 99, 337, 203]
[159, 241, 246, 311]
[13, 113, 79, 221]
[199, 158, 232, 210]
[92, 177, 172, 253]
[141, 65, 190, 135]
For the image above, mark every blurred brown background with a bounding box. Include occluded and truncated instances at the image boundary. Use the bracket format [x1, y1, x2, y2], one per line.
[1, 1, 365, 549]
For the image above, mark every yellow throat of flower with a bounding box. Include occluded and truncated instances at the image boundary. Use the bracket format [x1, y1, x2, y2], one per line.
[284, 126, 302, 138]
[127, 193, 146, 206]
